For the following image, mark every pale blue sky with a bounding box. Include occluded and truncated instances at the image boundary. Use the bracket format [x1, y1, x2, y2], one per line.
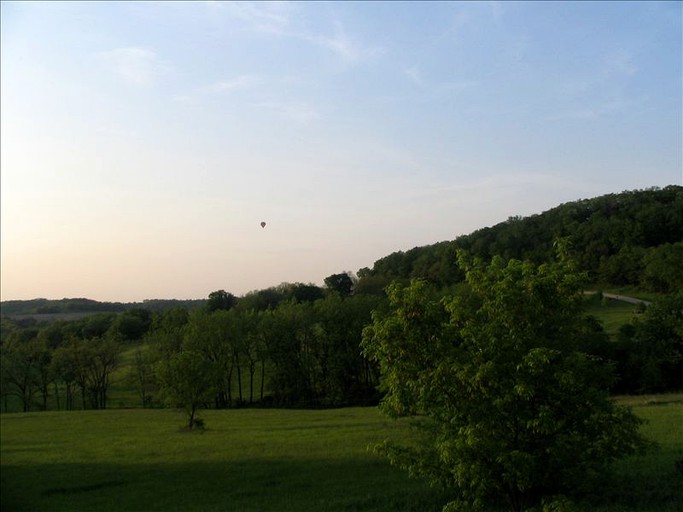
[1, 1, 681, 301]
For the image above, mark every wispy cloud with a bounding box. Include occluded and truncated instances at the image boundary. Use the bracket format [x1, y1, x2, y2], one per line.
[97, 47, 169, 86]
[200, 75, 262, 94]
[254, 100, 320, 124]
[305, 21, 383, 64]
[558, 49, 638, 98]
[602, 49, 637, 77]
[206, 1, 293, 34]
[206, 2, 381, 65]
[550, 97, 634, 121]
[173, 73, 320, 124]
[404, 65, 478, 96]
[171, 74, 262, 104]
[552, 49, 639, 120]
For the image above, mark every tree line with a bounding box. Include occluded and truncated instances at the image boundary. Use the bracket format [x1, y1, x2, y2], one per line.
[0, 280, 384, 414]
[2, 277, 680, 415]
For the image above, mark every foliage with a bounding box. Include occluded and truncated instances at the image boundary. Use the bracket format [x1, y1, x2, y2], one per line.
[324, 272, 354, 297]
[262, 294, 380, 406]
[2, 187, 680, 414]
[359, 186, 682, 291]
[0, 297, 205, 317]
[155, 349, 219, 429]
[206, 290, 238, 312]
[362, 253, 650, 511]
[609, 292, 683, 394]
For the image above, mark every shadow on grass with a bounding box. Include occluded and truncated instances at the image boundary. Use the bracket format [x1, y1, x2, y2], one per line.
[584, 464, 683, 512]
[4, 458, 680, 512]
[1, 458, 449, 512]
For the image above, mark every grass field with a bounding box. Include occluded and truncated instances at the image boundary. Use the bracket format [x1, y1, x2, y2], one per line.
[584, 294, 642, 338]
[2, 397, 682, 512]
[1, 407, 448, 512]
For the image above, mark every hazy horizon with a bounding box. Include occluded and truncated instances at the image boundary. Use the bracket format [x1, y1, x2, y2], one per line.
[2, 1, 681, 302]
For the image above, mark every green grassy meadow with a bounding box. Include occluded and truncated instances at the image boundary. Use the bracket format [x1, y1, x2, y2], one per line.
[1, 407, 448, 512]
[2, 397, 682, 512]
[585, 294, 643, 338]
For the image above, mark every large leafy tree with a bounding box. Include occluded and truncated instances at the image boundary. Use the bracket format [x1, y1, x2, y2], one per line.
[155, 349, 219, 430]
[324, 272, 354, 297]
[363, 252, 649, 512]
[206, 290, 237, 312]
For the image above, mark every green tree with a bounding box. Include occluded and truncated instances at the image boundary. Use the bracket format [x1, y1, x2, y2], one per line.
[239, 310, 265, 404]
[206, 290, 237, 312]
[112, 309, 152, 341]
[51, 341, 80, 410]
[82, 337, 121, 409]
[362, 253, 649, 512]
[324, 272, 354, 297]
[184, 309, 241, 407]
[155, 349, 219, 430]
[642, 242, 683, 292]
[131, 346, 157, 408]
[614, 292, 683, 393]
[263, 300, 320, 406]
[1, 339, 40, 412]
[313, 294, 381, 405]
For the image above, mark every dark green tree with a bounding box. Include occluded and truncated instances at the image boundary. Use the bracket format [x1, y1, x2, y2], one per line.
[642, 242, 683, 293]
[206, 290, 237, 312]
[1, 339, 40, 412]
[155, 349, 219, 430]
[613, 292, 683, 393]
[324, 272, 354, 297]
[112, 309, 152, 341]
[362, 252, 649, 512]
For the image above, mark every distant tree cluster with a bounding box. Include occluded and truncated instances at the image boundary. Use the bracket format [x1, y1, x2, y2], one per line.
[150, 288, 382, 429]
[0, 311, 140, 412]
[1, 297, 206, 317]
[1, 278, 383, 423]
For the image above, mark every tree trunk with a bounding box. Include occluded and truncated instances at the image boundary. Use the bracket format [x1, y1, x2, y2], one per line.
[260, 360, 266, 401]
[188, 406, 196, 430]
[237, 365, 243, 404]
[54, 382, 61, 411]
[249, 364, 255, 404]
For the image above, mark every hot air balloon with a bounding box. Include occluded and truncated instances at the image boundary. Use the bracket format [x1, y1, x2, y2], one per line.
[260, 222, 266, 228]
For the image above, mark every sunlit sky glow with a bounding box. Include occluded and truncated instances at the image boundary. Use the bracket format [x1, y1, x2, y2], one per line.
[1, 1, 681, 302]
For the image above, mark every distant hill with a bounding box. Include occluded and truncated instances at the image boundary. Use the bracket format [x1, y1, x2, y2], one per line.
[0, 298, 206, 318]
[357, 185, 682, 293]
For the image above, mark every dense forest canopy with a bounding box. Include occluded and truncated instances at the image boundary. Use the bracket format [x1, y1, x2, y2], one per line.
[358, 185, 683, 293]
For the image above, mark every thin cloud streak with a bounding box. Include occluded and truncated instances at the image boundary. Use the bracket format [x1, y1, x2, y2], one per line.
[97, 47, 170, 86]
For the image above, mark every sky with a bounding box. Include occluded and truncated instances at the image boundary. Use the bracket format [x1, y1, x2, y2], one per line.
[1, 1, 681, 302]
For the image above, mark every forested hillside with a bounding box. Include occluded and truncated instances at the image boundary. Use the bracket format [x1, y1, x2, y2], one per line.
[357, 185, 683, 293]
[1, 186, 681, 414]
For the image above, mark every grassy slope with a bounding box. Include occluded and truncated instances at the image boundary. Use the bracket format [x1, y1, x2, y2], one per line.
[584, 294, 642, 338]
[591, 395, 683, 511]
[2, 399, 682, 512]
